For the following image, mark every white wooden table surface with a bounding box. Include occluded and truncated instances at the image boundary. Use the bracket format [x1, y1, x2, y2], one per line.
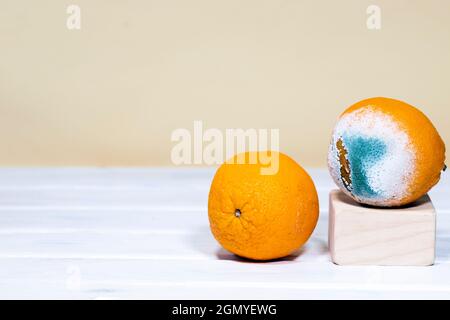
[0, 168, 449, 300]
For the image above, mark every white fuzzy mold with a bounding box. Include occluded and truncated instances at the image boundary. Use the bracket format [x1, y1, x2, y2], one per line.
[327, 107, 416, 206]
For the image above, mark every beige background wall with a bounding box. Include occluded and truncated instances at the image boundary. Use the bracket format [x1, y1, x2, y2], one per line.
[1, 0, 449, 167]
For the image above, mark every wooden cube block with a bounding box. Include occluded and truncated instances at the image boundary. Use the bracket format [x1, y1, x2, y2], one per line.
[328, 190, 436, 266]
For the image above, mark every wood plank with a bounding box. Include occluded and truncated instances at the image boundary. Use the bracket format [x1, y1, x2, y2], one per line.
[0, 208, 325, 233]
[0, 168, 216, 188]
[0, 223, 448, 263]
[0, 188, 448, 212]
[1, 258, 450, 299]
[0, 168, 448, 299]
[0, 168, 325, 187]
[0, 168, 447, 210]
[0, 207, 449, 235]
[0, 231, 330, 261]
[0, 168, 447, 189]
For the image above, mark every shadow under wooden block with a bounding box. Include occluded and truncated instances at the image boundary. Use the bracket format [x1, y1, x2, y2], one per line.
[329, 190, 436, 266]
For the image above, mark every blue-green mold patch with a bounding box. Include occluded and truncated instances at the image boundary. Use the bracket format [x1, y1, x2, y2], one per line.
[342, 135, 387, 199]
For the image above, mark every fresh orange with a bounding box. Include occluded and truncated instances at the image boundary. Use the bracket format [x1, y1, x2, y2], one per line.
[208, 151, 319, 260]
[328, 97, 446, 207]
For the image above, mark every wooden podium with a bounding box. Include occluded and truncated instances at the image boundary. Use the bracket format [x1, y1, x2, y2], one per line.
[328, 190, 436, 266]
